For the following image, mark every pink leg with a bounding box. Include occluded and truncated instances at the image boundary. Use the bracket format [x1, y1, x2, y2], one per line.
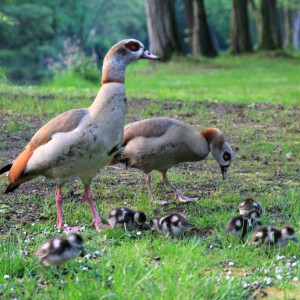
[145, 173, 155, 203]
[145, 173, 168, 205]
[55, 187, 64, 229]
[84, 185, 110, 231]
[161, 170, 198, 203]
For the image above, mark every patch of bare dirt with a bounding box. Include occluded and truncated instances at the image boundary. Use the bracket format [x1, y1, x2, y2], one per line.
[0, 99, 299, 231]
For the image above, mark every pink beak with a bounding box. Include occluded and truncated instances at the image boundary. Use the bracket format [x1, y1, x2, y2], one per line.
[140, 49, 159, 60]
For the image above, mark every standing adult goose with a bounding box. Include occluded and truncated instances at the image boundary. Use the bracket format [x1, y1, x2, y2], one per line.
[0, 39, 159, 230]
[110, 118, 234, 204]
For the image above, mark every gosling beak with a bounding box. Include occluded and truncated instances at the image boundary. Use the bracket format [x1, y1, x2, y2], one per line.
[79, 246, 87, 254]
[291, 236, 298, 243]
[220, 165, 228, 180]
[140, 48, 160, 60]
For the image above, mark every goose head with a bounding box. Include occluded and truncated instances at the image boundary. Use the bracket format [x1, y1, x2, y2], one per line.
[134, 211, 147, 225]
[67, 233, 86, 252]
[149, 217, 160, 232]
[202, 128, 234, 180]
[281, 226, 298, 243]
[102, 39, 159, 84]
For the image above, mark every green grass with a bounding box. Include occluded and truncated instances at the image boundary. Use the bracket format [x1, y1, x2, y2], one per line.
[44, 54, 300, 106]
[0, 56, 299, 299]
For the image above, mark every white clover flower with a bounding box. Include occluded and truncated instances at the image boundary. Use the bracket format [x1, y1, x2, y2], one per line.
[293, 277, 298, 282]
[276, 255, 285, 260]
[108, 276, 113, 281]
[82, 267, 88, 271]
[4, 275, 9, 279]
[84, 254, 91, 260]
[264, 277, 272, 285]
[276, 275, 283, 280]
[228, 262, 234, 267]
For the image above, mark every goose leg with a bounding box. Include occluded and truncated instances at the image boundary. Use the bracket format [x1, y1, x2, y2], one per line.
[161, 170, 198, 203]
[144, 173, 168, 205]
[84, 185, 110, 231]
[55, 187, 64, 229]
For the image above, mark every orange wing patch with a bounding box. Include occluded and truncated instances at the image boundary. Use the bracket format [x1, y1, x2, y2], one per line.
[8, 145, 34, 183]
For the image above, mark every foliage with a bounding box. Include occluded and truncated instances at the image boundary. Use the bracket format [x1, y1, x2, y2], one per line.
[0, 66, 6, 83]
[0, 0, 147, 83]
[45, 36, 99, 83]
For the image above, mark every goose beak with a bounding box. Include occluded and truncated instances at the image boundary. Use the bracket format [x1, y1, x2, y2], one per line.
[140, 49, 159, 60]
[220, 165, 228, 180]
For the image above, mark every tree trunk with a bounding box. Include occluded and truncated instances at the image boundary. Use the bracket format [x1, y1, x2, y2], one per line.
[183, 0, 194, 54]
[259, 0, 282, 50]
[230, 0, 253, 53]
[145, 0, 183, 61]
[193, 0, 218, 57]
[284, 7, 293, 50]
[249, 0, 262, 48]
[293, 10, 300, 49]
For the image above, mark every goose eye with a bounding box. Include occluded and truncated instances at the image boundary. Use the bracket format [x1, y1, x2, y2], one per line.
[223, 152, 231, 161]
[126, 42, 140, 52]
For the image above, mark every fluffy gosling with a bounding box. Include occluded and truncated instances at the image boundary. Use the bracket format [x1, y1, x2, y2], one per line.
[35, 233, 85, 266]
[150, 212, 190, 237]
[252, 225, 298, 250]
[237, 198, 262, 215]
[106, 207, 147, 231]
[226, 209, 262, 240]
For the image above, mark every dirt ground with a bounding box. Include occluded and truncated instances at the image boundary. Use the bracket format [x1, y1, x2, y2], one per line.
[0, 99, 299, 233]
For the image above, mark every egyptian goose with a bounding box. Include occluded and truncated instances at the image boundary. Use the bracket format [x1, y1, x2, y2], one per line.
[237, 198, 262, 215]
[0, 39, 159, 230]
[35, 232, 85, 266]
[150, 212, 190, 237]
[252, 225, 298, 250]
[226, 209, 262, 241]
[110, 118, 234, 204]
[106, 207, 147, 231]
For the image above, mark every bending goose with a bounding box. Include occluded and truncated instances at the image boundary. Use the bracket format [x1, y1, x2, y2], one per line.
[0, 39, 158, 230]
[110, 118, 234, 204]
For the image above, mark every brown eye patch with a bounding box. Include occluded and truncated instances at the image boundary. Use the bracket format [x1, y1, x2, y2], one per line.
[223, 152, 231, 161]
[125, 41, 140, 52]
